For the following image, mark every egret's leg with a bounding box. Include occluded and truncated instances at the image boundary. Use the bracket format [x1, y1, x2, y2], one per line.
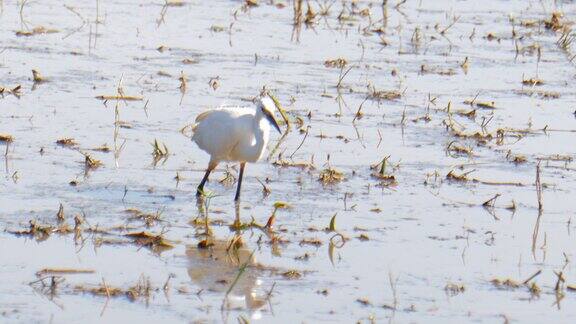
[234, 162, 246, 201]
[233, 200, 241, 229]
[197, 160, 217, 196]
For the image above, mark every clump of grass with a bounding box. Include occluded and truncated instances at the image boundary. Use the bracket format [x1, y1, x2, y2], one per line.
[506, 150, 527, 164]
[282, 270, 302, 279]
[557, 27, 575, 51]
[537, 154, 573, 162]
[264, 201, 291, 229]
[491, 270, 543, 294]
[273, 158, 315, 170]
[7, 220, 72, 241]
[536, 163, 543, 211]
[420, 64, 456, 76]
[125, 208, 163, 227]
[299, 238, 322, 246]
[482, 194, 501, 209]
[56, 138, 77, 147]
[75, 275, 156, 302]
[92, 143, 111, 152]
[357, 233, 369, 241]
[443, 118, 495, 144]
[295, 253, 311, 261]
[256, 178, 271, 197]
[84, 153, 103, 170]
[0, 85, 22, 97]
[304, 2, 316, 25]
[464, 99, 496, 109]
[56, 203, 65, 222]
[515, 89, 560, 99]
[125, 231, 174, 253]
[370, 156, 397, 186]
[244, 0, 258, 6]
[96, 94, 143, 101]
[356, 298, 371, 306]
[32, 69, 46, 83]
[319, 167, 344, 184]
[182, 58, 199, 64]
[368, 84, 402, 101]
[462, 94, 496, 109]
[218, 167, 236, 186]
[36, 268, 94, 276]
[324, 58, 348, 68]
[208, 76, 220, 90]
[544, 12, 565, 31]
[291, 0, 303, 41]
[0, 133, 14, 143]
[491, 278, 521, 289]
[75, 283, 122, 298]
[446, 169, 475, 182]
[522, 77, 544, 86]
[16, 26, 58, 37]
[327, 213, 336, 232]
[445, 283, 465, 296]
[151, 139, 169, 159]
[460, 56, 470, 73]
[209, 25, 226, 33]
[178, 70, 187, 93]
[446, 141, 474, 157]
[166, 0, 186, 7]
[28, 275, 65, 302]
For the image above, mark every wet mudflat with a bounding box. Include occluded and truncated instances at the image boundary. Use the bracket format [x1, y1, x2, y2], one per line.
[1, 0, 576, 322]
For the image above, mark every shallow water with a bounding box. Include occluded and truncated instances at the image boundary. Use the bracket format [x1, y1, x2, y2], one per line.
[1, 0, 576, 322]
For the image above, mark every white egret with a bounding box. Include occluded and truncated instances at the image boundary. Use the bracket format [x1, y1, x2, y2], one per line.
[191, 96, 282, 201]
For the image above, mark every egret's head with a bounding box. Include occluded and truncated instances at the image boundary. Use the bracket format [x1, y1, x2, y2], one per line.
[257, 97, 281, 134]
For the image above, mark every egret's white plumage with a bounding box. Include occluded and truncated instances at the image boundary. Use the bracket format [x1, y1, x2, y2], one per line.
[192, 107, 270, 163]
[191, 96, 281, 201]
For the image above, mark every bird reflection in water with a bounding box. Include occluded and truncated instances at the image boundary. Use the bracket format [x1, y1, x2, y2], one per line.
[186, 202, 269, 315]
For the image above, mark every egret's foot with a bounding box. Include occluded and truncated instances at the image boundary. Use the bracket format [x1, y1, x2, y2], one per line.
[230, 219, 243, 231]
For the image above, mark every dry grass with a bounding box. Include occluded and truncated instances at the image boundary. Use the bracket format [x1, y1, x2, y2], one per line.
[151, 139, 169, 162]
[319, 167, 344, 184]
[56, 138, 77, 147]
[95, 95, 143, 101]
[370, 156, 397, 186]
[16, 26, 58, 36]
[0, 133, 14, 143]
[75, 275, 156, 302]
[84, 153, 103, 170]
[522, 77, 544, 86]
[324, 58, 348, 68]
[125, 231, 174, 252]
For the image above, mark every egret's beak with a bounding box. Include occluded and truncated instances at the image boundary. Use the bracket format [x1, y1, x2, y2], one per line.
[264, 110, 282, 134]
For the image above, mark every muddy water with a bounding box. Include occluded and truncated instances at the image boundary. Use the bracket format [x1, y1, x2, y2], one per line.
[1, 0, 576, 322]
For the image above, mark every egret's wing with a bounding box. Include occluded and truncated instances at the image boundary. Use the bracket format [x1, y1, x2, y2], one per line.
[191, 108, 253, 160]
[192, 110, 215, 132]
[194, 110, 213, 123]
